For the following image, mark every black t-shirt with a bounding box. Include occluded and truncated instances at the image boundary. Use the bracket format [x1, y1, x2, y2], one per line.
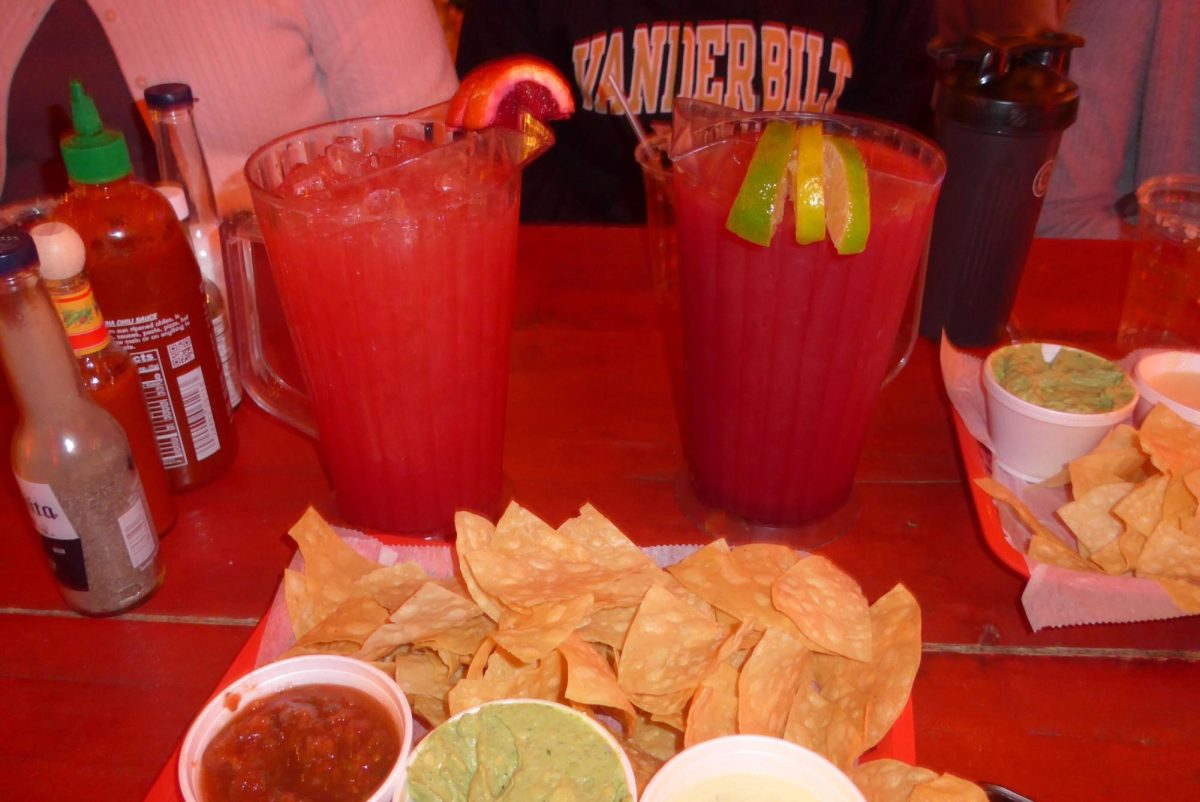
[456, 0, 937, 223]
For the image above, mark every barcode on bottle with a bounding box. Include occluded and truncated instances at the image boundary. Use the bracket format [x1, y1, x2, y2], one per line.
[133, 348, 187, 469]
[177, 366, 221, 461]
[118, 497, 157, 571]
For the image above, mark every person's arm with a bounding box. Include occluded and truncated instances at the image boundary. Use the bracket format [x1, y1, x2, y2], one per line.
[303, 0, 459, 116]
[1037, 2, 1157, 239]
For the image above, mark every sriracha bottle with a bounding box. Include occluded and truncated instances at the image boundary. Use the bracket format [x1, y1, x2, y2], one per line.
[53, 80, 235, 490]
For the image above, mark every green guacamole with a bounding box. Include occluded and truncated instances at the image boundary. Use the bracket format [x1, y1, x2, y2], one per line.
[991, 344, 1135, 413]
[406, 702, 632, 802]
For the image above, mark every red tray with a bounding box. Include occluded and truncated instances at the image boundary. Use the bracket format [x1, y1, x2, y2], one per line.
[144, 535, 917, 801]
[952, 408, 1031, 578]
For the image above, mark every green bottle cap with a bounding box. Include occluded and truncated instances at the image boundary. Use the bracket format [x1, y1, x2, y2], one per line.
[59, 80, 133, 184]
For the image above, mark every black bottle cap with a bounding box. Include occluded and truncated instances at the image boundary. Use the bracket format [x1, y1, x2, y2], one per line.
[0, 227, 38, 277]
[144, 82, 194, 109]
[930, 31, 1085, 134]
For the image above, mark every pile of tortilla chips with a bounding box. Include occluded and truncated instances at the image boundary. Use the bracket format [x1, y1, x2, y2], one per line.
[281, 502, 981, 800]
[977, 405, 1200, 613]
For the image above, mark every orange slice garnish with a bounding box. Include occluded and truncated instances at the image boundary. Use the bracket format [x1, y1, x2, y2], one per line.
[447, 55, 575, 130]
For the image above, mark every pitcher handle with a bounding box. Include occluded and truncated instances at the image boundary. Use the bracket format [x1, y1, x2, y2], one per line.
[223, 213, 318, 439]
[883, 233, 932, 387]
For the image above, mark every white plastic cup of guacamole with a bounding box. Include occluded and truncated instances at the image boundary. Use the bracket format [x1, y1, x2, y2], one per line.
[403, 699, 637, 802]
[638, 735, 864, 802]
[983, 342, 1138, 482]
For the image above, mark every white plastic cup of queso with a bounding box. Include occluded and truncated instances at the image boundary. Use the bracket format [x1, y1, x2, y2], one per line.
[178, 654, 413, 802]
[403, 698, 638, 802]
[638, 735, 865, 802]
[983, 342, 1138, 482]
[1133, 350, 1200, 426]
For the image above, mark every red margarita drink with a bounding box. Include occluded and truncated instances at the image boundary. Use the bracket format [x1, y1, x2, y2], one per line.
[246, 116, 550, 534]
[672, 107, 944, 527]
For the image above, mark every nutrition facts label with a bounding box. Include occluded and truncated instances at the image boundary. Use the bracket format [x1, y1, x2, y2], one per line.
[130, 347, 188, 469]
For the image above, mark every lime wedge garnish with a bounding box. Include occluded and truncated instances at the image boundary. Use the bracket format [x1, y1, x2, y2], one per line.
[791, 124, 825, 244]
[823, 136, 870, 254]
[726, 121, 796, 247]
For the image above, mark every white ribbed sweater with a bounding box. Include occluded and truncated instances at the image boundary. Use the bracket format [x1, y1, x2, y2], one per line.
[0, 0, 458, 215]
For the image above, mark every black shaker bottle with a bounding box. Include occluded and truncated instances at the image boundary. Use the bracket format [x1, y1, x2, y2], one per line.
[919, 32, 1083, 346]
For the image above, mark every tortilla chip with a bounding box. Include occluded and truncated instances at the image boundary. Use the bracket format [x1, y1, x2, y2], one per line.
[736, 626, 810, 737]
[667, 540, 808, 641]
[729, 543, 800, 585]
[1113, 474, 1169, 536]
[815, 584, 921, 768]
[356, 582, 485, 660]
[1028, 531, 1097, 573]
[1056, 482, 1133, 556]
[684, 661, 740, 748]
[772, 555, 872, 661]
[454, 510, 504, 620]
[556, 503, 657, 572]
[296, 596, 389, 649]
[1139, 405, 1200, 475]
[848, 759, 937, 802]
[494, 594, 593, 662]
[1136, 520, 1200, 579]
[557, 633, 636, 725]
[910, 773, 989, 802]
[618, 584, 727, 697]
[447, 651, 564, 715]
[1068, 448, 1149, 498]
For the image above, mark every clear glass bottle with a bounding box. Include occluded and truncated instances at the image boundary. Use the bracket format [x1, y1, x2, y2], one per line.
[30, 221, 177, 537]
[54, 80, 237, 491]
[145, 83, 242, 408]
[0, 227, 162, 615]
[157, 184, 240, 409]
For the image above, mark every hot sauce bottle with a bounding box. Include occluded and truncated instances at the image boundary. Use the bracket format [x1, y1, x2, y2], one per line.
[53, 80, 236, 490]
[31, 221, 177, 536]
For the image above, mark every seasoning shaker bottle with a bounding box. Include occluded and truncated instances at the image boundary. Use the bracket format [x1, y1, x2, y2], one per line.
[145, 83, 241, 408]
[53, 80, 236, 490]
[919, 32, 1083, 346]
[31, 221, 177, 536]
[0, 227, 162, 615]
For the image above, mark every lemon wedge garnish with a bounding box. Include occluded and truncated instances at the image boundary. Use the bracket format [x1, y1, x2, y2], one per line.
[791, 124, 825, 245]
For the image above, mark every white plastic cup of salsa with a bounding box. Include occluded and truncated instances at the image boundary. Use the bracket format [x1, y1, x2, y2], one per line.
[1132, 350, 1200, 426]
[982, 343, 1138, 482]
[178, 654, 414, 802]
[638, 735, 865, 802]
[402, 698, 638, 802]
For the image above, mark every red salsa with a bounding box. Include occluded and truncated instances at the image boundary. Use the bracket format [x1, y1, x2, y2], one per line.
[199, 683, 402, 802]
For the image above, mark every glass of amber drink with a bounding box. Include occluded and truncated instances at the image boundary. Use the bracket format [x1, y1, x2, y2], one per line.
[669, 99, 945, 542]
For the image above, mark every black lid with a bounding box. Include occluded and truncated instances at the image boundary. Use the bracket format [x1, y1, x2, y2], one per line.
[144, 82, 194, 109]
[0, 227, 38, 277]
[930, 32, 1084, 134]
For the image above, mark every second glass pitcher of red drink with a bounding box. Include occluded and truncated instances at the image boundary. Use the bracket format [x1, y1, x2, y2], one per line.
[229, 111, 553, 536]
[668, 98, 945, 542]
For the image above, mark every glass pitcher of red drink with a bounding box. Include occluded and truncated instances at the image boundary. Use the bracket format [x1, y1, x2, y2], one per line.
[229, 111, 552, 536]
[669, 99, 945, 543]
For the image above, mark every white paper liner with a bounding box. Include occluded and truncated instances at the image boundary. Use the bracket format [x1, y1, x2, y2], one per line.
[940, 339, 1196, 630]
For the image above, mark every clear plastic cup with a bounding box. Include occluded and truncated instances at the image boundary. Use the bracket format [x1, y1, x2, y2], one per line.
[639, 735, 865, 802]
[178, 654, 413, 802]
